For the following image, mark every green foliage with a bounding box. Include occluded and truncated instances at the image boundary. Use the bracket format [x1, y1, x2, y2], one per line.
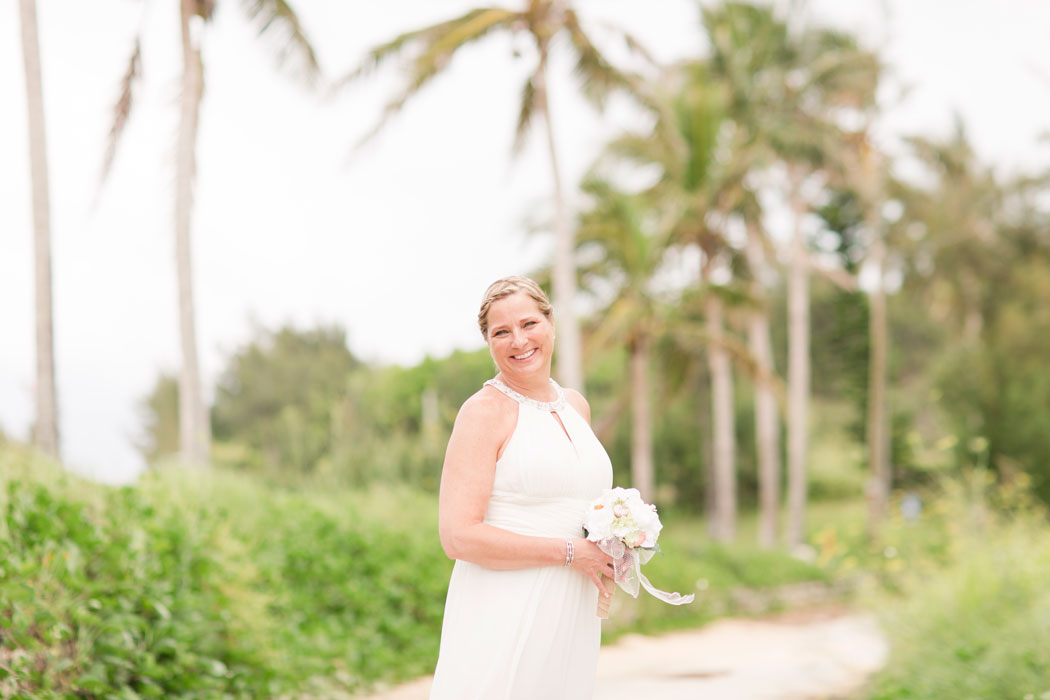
[136, 374, 179, 463]
[211, 324, 360, 474]
[0, 476, 274, 698]
[329, 349, 494, 489]
[141, 325, 495, 491]
[242, 487, 451, 692]
[932, 255, 1050, 502]
[893, 124, 1050, 504]
[859, 474, 1050, 699]
[810, 284, 869, 438]
[0, 450, 452, 698]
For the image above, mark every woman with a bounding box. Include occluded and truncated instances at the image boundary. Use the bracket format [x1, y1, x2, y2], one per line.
[429, 276, 616, 700]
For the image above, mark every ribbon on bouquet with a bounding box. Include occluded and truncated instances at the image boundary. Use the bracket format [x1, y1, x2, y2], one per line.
[597, 537, 695, 605]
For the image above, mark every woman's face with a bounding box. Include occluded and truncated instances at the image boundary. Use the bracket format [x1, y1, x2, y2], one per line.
[486, 292, 555, 384]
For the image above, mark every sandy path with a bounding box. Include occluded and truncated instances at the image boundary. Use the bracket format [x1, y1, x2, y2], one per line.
[360, 608, 888, 700]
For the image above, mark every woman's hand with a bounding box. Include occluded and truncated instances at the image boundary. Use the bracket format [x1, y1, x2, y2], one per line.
[570, 538, 616, 597]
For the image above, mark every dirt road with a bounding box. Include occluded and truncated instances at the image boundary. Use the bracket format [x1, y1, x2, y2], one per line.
[361, 608, 888, 700]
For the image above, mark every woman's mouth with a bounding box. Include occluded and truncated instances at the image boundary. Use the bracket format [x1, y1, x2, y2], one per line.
[512, 349, 537, 361]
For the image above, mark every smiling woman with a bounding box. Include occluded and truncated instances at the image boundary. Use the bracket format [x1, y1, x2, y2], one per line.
[429, 276, 615, 699]
[483, 280, 557, 393]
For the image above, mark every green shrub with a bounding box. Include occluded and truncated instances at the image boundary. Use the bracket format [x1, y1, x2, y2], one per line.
[0, 479, 273, 699]
[862, 474, 1050, 699]
[0, 452, 453, 698]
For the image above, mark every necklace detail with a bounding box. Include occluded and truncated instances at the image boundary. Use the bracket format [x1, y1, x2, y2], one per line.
[485, 377, 566, 412]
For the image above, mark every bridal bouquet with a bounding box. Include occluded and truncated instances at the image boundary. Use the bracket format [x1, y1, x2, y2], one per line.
[583, 487, 695, 618]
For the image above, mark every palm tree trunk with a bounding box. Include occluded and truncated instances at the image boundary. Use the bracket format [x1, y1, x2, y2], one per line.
[19, 0, 59, 459]
[746, 227, 780, 548]
[697, 363, 715, 531]
[629, 336, 654, 501]
[706, 293, 736, 542]
[786, 167, 810, 549]
[176, 1, 210, 466]
[866, 236, 890, 536]
[535, 62, 583, 392]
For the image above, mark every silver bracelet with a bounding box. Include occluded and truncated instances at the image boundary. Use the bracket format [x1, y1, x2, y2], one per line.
[564, 539, 574, 567]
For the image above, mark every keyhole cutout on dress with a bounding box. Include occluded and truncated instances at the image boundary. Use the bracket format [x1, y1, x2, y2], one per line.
[550, 410, 574, 445]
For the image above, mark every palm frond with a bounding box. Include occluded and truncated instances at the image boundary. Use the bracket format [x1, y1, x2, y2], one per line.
[616, 25, 661, 68]
[603, 131, 678, 181]
[562, 9, 632, 109]
[99, 37, 142, 188]
[240, 0, 321, 85]
[419, 7, 519, 68]
[345, 7, 520, 149]
[337, 7, 516, 87]
[671, 319, 786, 408]
[512, 70, 540, 155]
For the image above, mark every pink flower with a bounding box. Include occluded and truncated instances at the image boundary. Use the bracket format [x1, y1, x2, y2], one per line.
[624, 530, 647, 548]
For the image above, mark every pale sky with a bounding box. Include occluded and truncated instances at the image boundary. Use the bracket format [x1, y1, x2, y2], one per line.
[2, 0, 1048, 484]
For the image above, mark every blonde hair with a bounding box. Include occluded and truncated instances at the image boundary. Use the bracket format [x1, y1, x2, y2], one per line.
[477, 276, 553, 339]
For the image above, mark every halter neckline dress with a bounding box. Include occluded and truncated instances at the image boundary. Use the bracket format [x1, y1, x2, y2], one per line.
[428, 377, 613, 700]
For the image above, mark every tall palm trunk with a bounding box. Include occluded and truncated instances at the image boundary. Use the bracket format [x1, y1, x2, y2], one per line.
[746, 226, 780, 548]
[176, 1, 210, 466]
[19, 0, 58, 458]
[866, 236, 890, 536]
[706, 292, 736, 542]
[535, 57, 583, 392]
[697, 363, 715, 532]
[629, 335, 654, 501]
[786, 167, 810, 548]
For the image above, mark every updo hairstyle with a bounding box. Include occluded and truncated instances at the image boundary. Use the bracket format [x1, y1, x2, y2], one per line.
[477, 276, 553, 340]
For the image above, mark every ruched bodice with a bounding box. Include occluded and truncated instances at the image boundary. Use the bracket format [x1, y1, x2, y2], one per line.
[429, 378, 614, 700]
[484, 491, 593, 538]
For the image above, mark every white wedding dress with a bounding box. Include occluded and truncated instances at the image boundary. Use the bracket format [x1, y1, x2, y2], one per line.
[429, 378, 614, 700]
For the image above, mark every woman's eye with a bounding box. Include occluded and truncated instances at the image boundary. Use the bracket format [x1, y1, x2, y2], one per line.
[494, 330, 508, 337]
[524, 321, 537, 328]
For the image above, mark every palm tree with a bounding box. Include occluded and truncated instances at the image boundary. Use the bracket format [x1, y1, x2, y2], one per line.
[575, 178, 669, 501]
[700, 1, 879, 547]
[902, 121, 1002, 342]
[703, 268, 738, 542]
[743, 211, 782, 548]
[600, 59, 748, 540]
[101, 0, 320, 466]
[341, 1, 649, 392]
[848, 135, 891, 536]
[18, 0, 58, 459]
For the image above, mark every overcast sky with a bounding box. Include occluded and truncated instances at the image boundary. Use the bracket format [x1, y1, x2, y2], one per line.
[2, 0, 1048, 484]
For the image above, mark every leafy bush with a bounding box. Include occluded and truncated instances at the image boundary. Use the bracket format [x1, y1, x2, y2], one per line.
[854, 473, 1050, 699]
[0, 478, 273, 699]
[0, 451, 453, 698]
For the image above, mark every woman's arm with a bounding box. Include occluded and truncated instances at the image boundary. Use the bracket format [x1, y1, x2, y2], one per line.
[437, 390, 614, 590]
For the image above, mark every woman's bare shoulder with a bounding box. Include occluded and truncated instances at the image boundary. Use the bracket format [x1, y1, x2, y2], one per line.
[454, 384, 518, 432]
[564, 388, 591, 424]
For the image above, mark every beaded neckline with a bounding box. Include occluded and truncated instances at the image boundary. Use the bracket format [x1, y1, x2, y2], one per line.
[485, 377, 567, 412]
